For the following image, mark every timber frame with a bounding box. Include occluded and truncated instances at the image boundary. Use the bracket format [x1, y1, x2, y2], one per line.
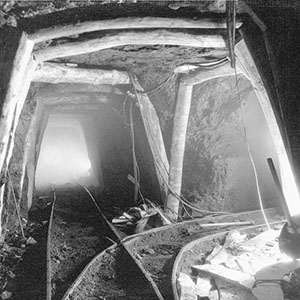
[0, 14, 297, 237]
[165, 39, 300, 221]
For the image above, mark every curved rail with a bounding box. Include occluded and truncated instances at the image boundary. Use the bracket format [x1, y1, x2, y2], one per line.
[77, 183, 165, 300]
[171, 221, 285, 300]
[61, 243, 119, 299]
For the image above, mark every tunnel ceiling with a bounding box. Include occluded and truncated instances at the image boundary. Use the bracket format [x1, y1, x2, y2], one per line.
[24, 3, 236, 143]
[44, 45, 228, 128]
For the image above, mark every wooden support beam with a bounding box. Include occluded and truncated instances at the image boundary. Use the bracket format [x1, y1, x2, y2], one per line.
[29, 17, 242, 43]
[235, 39, 300, 223]
[38, 92, 123, 105]
[0, 32, 36, 239]
[35, 82, 124, 95]
[0, 33, 34, 175]
[33, 30, 227, 61]
[130, 77, 169, 202]
[33, 62, 130, 85]
[165, 81, 193, 221]
[166, 62, 242, 220]
[45, 103, 104, 112]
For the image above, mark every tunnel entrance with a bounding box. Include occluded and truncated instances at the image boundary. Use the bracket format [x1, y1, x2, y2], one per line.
[35, 113, 99, 192]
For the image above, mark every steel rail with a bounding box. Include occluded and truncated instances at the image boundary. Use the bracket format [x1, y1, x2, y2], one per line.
[77, 183, 165, 300]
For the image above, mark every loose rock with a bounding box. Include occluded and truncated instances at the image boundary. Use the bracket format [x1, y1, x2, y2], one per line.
[1, 291, 12, 300]
[26, 237, 37, 245]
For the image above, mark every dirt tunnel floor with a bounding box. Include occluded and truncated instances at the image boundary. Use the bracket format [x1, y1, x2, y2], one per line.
[0, 189, 115, 300]
[1, 195, 300, 300]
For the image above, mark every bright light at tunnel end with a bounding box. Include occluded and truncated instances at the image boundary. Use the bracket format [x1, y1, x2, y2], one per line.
[35, 115, 95, 189]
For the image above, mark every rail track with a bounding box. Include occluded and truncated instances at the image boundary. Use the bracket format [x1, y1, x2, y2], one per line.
[45, 185, 120, 300]
[43, 185, 284, 300]
[61, 207, 284, 300]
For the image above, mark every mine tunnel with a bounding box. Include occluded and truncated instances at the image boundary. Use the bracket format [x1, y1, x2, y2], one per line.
[1, 2, 300, 300]
[34, 76, 281, 213]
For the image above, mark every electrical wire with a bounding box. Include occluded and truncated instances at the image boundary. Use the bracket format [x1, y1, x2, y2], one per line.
[77, 182, 122, 242]
[181, 201, 194, 219]
[127, 70, 231, 218]
[233, 64, 271, 230]
[46, 186, 56, 300]
[7, 170, 25, 239]
[137, 72, 177, 95]
[130, 101, 231, 216]
[177, 56, 230, 70]
[135, 57, 230, 97]
[129, 99, 140, 204]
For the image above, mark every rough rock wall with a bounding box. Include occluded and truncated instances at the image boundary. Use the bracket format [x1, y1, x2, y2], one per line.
[182, 75, 281, 213]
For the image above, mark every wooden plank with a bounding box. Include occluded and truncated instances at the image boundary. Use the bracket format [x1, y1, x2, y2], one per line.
[33, 62, 130, 85]
[33, 30, 227, 61]
[130, 77, 169, 203]
[121, 207, 281, 244]
[29, 17, 242, 43]
[192, 264, 255, 290]
[171, 224, 283, 300]
[235, 39, 300, 223]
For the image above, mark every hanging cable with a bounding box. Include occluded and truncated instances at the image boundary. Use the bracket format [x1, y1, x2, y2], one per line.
[7, 170, 25, 239]
[135, 57, 230, 97]
[175, 57, 230, 72]
[226, 0, 237, 68]
[137, 72, 177, 95]
[234, 65, 271, 230]
[129, 99, 139, 204]
[181, 201, 194, 219]
[46, 186, 56, 300]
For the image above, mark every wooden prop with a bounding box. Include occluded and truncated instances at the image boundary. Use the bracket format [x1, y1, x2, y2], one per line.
[130, 77, 169, 202]
[165, 81, 193, 221]
[0, 33, 35, 238]
[235, 39, 300, 223]
[166, 62, 242, 220]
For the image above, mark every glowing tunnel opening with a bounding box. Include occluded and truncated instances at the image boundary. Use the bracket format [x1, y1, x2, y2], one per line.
[35, 114, 98, 190]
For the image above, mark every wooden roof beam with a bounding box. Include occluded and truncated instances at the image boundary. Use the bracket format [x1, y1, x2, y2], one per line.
[33, 62, 130, 85]
[37, 92, 123, 105]
[33, 30, 228, 61]
[35, 82, 125, 95]
[29, 17, 242, 43]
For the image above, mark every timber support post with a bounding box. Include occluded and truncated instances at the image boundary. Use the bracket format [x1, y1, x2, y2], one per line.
[165, 81, 193, 221]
